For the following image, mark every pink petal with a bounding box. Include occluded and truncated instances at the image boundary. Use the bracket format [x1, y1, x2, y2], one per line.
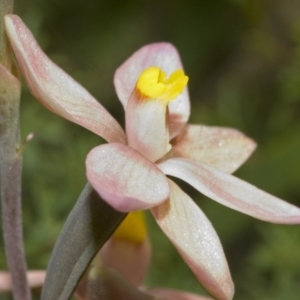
[126, 91, 170, 162]
[4, 15, 125, 144]
[158, 158, 300, 224]
[114, 43, 190, 138]
[86, 143, 170, 212]
[145, 288, 214, 300]
[151, 180, 234, 300]
[100, 237, 151, 286]
[75, 266, 152, 300]
[0, 270, 45, 292]
[168, 125, 256, 173]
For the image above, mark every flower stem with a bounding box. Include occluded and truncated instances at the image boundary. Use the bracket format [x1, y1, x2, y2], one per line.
[0, 0, 13, 70]
[0, 1, 32, 299]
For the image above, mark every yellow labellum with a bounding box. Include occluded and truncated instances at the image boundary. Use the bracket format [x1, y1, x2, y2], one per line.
[113, 211, 147, 244]
[136, 67, 188, 102]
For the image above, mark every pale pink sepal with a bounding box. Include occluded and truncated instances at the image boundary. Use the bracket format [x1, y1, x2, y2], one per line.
[86, 143, 170, 212]
[114, 43, 190, 138]
[75, 267, 153, 300]
[151, 180, 234, 300]
[169, 125, 256, 173]
[159, 158, 300, 224]
[4, 15, 125, 144]
[100, 237, 151, 287]
[126, 92, 170, 162]
[0, 270, 46, 292]
[145, 288, 214, 300]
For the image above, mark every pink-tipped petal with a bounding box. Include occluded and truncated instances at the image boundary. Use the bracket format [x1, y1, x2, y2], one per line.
[75, 266, 153, 300]
[114, 43, 190, 137]
[4, 15, 125, 143]
[169, 125, 256, 173]
[0, 270, 46, 292]
[100, 238, 151, 287]
[86, 143, 170, 212]
[151, 180, 234, 300]
[159, 158, 300, 224]
[146, 288, 214, 300]
[126, 92, 170, 162]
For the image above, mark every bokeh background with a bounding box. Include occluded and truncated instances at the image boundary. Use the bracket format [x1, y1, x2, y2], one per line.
[1, 0, 300, 299]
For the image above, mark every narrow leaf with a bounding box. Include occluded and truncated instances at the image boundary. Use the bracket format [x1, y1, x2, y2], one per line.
[41, 183, 126, 300]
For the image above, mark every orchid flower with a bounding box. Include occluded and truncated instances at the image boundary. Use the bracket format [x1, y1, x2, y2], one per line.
[4, 14, 300, 300]
[75, 212, 214, 300]
[0, 271, 45, 293]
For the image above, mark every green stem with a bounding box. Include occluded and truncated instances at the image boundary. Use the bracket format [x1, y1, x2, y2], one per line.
[0, 0, 13, 70]
[0, 1, 31, 299]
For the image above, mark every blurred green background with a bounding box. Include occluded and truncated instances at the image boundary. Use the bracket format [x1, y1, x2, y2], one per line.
[1, 0, 300, 299]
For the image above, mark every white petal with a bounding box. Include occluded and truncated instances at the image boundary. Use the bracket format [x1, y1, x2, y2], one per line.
[86, 143, 170, 212]
[169, 125, 256, 173]
[5, 15, 125, 143]
[158, 158, 300, 224]
[125, 91, 170, 162]
[151, 180, 234, 300]
[0, 271, 45, 292]
[100, 238, 151, 286]
[145, 288, 214, 300]
[75, 266, 152, 300]
[114, 43, 190, 138]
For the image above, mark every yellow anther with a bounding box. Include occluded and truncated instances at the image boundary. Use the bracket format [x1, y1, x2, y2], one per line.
[113, 211, 147, 244]
[136, 67, 188, 102]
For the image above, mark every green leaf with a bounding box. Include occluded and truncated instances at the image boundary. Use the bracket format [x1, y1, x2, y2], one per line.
[41, 183, 126, 300]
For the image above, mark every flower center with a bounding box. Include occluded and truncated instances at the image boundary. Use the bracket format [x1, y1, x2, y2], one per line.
[136, 67, 188, 102]
[113, 211, 147, 244]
